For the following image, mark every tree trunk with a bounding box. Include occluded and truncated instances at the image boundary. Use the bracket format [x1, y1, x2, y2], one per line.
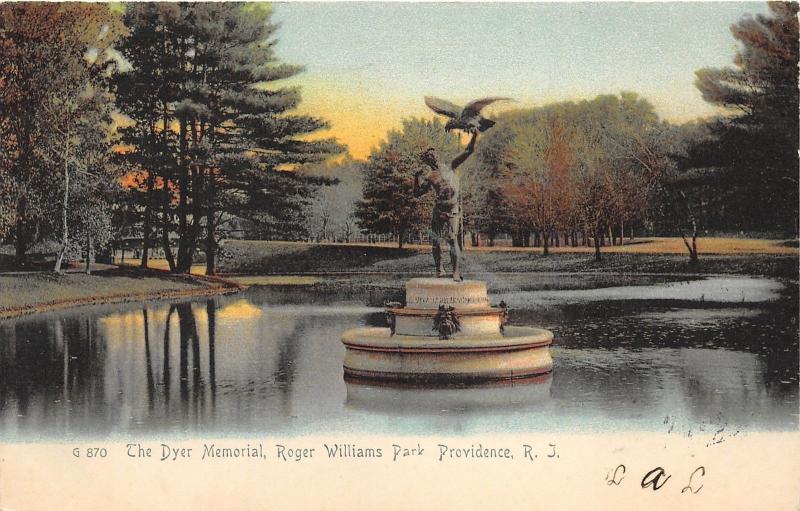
[619, 220, 625, 246]
[84, 229, 92, 275]
[175, 120, 190, 272]
[55, 132, 70, 273]
[14, 195, 29, 268]
[206, 212, 216, 277]
[542, 230, 549, 256]
[184, 160, 204, 272]
[14, 228, 27, 268]
[594, 228, 602, 261]
[160, 184, 176, 272]
[204, 158, 217, 276]
[162, 227, 175, 272]
[681, 219, 699, 264]
[140, 172, 156, 268]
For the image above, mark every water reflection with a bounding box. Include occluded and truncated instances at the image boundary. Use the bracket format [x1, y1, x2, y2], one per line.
[499, 276, 784, 305]
[0, 276, 797, 439]
[345, 376, 553, 414]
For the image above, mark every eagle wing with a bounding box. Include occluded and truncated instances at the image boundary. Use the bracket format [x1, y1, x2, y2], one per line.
[464, 97, 512, 115]
[424, 96, 462, 118]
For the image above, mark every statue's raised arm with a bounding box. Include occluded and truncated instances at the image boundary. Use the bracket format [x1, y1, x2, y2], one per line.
[451, 131, 478, 170]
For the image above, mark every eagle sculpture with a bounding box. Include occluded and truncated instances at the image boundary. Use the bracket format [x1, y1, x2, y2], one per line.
[424, 96, 511, 133]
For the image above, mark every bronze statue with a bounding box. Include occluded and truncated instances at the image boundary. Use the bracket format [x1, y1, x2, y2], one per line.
[413, 95, 506, 281]
[414, 131, 477, 281]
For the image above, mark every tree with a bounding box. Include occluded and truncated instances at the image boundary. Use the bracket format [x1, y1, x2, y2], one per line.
[49, 48, 122, 273]
[51, 92, 121, 273]
[569, 118, 615, 261]
[500, 114, 574, 255]
[195, 4, 343, 274]
[461, 176, 507, 247]
[694, 2, 799, 234]
[588, 93, 669, 246]
[357, 151, 424, 248]
[113, 3, 184, 270]
[654, 121, 726, 262]
[467, 94, 669, 259]
[356, 118, 460, 248]
[115, 3, 342, 275]
[0, 3, 123, 268]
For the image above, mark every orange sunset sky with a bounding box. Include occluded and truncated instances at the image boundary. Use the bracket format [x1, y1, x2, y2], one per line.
[270, 2, 768, 160]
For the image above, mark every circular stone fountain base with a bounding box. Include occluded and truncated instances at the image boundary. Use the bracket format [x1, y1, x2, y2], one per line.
[342, 277, 554, 384]
[341, 325, 553, 384]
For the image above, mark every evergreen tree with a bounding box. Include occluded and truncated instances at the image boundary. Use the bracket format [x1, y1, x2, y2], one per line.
[693, 2, 799, 234]
[356, 118, 460, 248]
[192, 3, 343, 273]
[115, 3, 342, 274]
[114, 3, 186, 270]
[357, 152, 426, 248]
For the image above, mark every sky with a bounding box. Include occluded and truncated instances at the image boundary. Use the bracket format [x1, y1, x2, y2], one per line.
[270, 2, 769, 159]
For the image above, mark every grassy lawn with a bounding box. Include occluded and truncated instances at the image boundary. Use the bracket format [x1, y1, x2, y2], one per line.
[218, 240, 422, 274]
[0, 268, 239, 318]
[215, 239, 799, 280]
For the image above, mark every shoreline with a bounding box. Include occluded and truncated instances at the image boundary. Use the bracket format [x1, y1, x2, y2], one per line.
[2, 243, 797, 320]
[0, 269, 244, 320]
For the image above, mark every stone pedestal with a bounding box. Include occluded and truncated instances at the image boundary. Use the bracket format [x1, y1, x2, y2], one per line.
[393, 278, 501, 337]
[404, 278, 490, 310]
[341, 278, 553, 384]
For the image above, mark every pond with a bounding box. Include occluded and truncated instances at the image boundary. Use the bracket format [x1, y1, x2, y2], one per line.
[0, 275, 796, 440]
